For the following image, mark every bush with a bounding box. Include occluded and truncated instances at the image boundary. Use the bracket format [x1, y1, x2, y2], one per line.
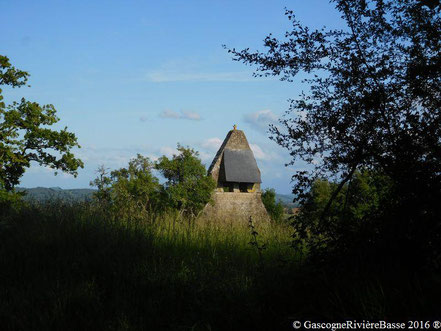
[155, 145, 216, 218]
[90, 154, 161, 222]
[261, 188, 285, 222]
[293, 170, 394, 262]
[90, 146, 216, 221]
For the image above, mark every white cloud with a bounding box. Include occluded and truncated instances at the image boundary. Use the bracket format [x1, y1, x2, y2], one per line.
[243, 109, 279, 133]
[159, 146, 177, 158]
[250, 143, 270, 161]
[159, 109, 180, 119]
[199, 151, 214, 163]
[77, 144, 184, 172]
[145, 57, 277, 83]
[77, 146, 143, 170]
[147, 71, 256, 83]
[159, 109, 202, 121]
[181, 111, 201, 121]
[201, 137, 223, 151]
[25, 164, 74, 179]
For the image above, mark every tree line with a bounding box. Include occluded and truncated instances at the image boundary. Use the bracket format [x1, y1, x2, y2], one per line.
[89, 147, 216, 221]
[227, 0, 441, 269]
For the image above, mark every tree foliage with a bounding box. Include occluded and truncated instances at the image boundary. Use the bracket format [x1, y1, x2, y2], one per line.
[294, 171, 392, 255]
[227, 0, 441, 266]
[90, 155, 160, 221]
[261, 188, 285, 222]
[228, 0, 441, 200]
[0, 55, 83, 193]
[89, 165, 113, 205]
[156, 145, 216, 217]
[91, 146, 215, 220]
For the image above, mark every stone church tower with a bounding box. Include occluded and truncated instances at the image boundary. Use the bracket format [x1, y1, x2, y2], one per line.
[201, 126, 270, 222]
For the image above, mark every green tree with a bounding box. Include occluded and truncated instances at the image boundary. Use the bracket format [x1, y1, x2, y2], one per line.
[294, 171, 393, 256]
[89, 165, 113, 205]
[261, 188, 285, 222]
[90, 155, 160, 221]
[228, 0, 441, 203]
[227, 1, 441, 266]
[156, 145, 215, 218]
[0, 55, 83, 194]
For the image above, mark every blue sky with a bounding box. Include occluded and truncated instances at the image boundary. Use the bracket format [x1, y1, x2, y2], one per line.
[1, 0, 343, 194]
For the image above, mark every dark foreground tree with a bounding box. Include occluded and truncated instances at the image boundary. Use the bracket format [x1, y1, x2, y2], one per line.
[227, 1, 441, 266]
[293, 171, 393, 257]
[0, 55, 83, 198]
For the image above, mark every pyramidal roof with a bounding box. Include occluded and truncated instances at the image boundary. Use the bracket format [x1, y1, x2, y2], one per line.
[208, 128, 262, 184]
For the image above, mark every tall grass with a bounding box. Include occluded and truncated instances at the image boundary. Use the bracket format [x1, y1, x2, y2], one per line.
[0, 202, 440, 330]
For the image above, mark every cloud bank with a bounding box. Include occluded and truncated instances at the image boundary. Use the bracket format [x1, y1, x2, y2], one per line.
[243, 109, 279, 133]
[159, 109, 202, 121]
[201, 137, 223, 151]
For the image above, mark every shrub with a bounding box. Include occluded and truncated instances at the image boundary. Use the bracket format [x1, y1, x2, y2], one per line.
[261, 188, 285, 222]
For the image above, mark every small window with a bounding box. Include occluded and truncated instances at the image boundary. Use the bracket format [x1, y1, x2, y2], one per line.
[222, 183, 234, 192]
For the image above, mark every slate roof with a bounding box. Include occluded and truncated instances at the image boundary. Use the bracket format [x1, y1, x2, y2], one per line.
[222, 148, 261, 183]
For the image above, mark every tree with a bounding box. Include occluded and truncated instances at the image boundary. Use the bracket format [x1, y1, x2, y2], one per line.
[155, 145, 216, 218]
[91, 148, 215, 221]
[90, 155, 161, 221]
[0, 55, 83, 194]
[293, 171, 392, 256]
[261, 188, 285, 222]
[227, 1, 441, 265]
[89, 165, 113, 205]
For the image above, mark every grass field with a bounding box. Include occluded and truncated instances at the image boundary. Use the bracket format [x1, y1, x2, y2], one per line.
[1, 202, 440, 330]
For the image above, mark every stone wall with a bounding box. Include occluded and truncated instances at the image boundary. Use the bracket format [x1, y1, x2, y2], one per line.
[200, 191, 270, 224]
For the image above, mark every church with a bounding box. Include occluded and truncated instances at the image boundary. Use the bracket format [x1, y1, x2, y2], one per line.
[201, 125, 270, 222]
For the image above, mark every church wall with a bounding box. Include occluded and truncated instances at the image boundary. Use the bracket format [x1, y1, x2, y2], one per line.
[200, 192, 270, 223]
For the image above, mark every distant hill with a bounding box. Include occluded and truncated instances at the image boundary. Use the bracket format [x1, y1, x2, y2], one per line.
[17, 187, 96, 202]
[16, 187, 298, 207]
[275, 193, 299, 208]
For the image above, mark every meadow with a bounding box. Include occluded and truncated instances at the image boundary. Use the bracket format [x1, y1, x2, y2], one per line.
[1, 202, 440, 331]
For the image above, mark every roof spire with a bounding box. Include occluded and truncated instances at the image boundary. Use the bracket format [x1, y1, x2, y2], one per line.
[233, 124, 237, 130]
